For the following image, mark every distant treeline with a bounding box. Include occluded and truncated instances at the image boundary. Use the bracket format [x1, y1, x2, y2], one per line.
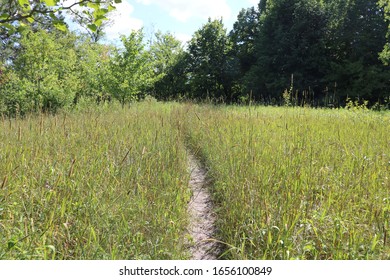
[1, 0, 389, 115]
[167, 0, 390, 107]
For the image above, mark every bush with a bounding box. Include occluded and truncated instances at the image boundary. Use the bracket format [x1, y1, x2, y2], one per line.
[0, 70, 34, 116]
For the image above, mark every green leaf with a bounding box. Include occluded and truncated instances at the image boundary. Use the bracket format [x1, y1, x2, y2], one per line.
[82, 10, 91, 16]
[0, 14, 9, 20]
[87, 2, 100, 10]
[94, 17, 107, 27]
[7, 240, 16, 250]
[26, 17, 34, 23]
[15, 22, 27, 33]
[87, 24, 98, 32]
[93, 8, 108, 18]
[95, 14, 108, 21]
[43, 0, 57, 7]
[17, 0, 30, 10]
[53, 21, 67, 32]
[114, 0, 122, 3]
[107, 4, 116, 12]
[49, 12, 58, 20]
[2, 23, 14, 29]
[94, 20, 103, 27]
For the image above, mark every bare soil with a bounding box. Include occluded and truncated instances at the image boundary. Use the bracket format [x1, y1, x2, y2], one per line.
[187, 154, 219, 260]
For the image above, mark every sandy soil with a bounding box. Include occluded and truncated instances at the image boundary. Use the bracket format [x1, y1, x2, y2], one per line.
[187, 154, 220, 260]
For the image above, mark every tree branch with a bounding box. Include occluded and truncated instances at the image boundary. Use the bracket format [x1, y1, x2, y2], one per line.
[0, 0, 105, 24]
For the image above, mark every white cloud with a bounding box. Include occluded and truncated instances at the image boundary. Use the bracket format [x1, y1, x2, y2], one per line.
[175, 33, 192, 44]
[105, 2, 144, 41]
[63, 1, 143, 42]
[247, 0, 259, 6]
[136, 0, 152, 4]
[136, 0, 232, 23]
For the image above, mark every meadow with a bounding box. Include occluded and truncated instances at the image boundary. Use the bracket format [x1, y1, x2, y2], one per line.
[0, 101, 389, 259]
[0, 102, 191, 259]
[184, 104, 390, 259]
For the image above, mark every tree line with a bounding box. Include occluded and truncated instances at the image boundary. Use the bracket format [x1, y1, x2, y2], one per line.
[1, 0, 389, 116]
[177, 0, 390, 107]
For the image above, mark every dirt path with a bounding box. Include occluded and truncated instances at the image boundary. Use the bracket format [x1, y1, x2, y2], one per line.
[187, 153, 219, 260]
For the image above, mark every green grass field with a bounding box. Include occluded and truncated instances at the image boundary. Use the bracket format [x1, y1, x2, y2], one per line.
[0, 102, 191, 259]
[1, 101, 389, 259]
[184, 104, 390, 259]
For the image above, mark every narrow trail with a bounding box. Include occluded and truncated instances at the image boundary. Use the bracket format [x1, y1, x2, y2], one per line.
[187, 153, 219, 260]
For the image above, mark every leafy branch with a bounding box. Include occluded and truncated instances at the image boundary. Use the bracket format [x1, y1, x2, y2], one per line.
[0, 0, 120, 32]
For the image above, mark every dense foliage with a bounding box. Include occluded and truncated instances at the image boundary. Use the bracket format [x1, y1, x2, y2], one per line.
[0, 0, 118, 33]
[1, 0, 389, 115]
[181, 0, 390, 106]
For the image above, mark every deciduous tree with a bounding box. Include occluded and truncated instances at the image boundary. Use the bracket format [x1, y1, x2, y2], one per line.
[4, 28, 79, 113]
[0, 0, 119, 34]
[245, 0, 329, 104]
[187, 18, 234, 102]
[149, 31, 187, 100]
[378, 0, 390, 65]
[107, 30, 153, 105]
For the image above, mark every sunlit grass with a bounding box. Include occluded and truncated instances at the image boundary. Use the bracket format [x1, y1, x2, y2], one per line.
[183, 105, 390, 259]
[0, 102, 191, 259]
[1, 102, 389, 260]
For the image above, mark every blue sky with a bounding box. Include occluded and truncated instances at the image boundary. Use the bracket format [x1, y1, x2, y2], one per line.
[102, 0, 259, 44]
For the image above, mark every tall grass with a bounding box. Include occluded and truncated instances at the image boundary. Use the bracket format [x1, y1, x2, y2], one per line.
[0, 102, 191, 259]
[1, 101, 389, 260]
[183, 105, 390, 259]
